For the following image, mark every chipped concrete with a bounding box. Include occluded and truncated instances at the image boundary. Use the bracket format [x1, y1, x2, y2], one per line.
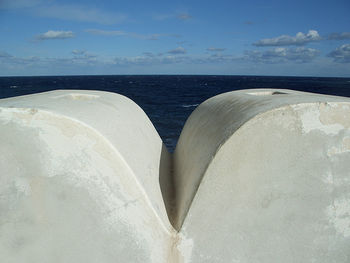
[293, 104, 345, 135]
[326, 198, 350, 238]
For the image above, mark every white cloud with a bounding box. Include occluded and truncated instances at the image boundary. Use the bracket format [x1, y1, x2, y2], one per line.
[245, 47, 320, 63]
[36, 30, 74, 40]
[253, 30, 321, 46]
[207, 47, 226, 52]
[328, 32, 350, 40]
[168, 47, 187, 54]
[328, 44, 350, 63]
[1, 49, 350, 77]
[0, 46, 325, 76]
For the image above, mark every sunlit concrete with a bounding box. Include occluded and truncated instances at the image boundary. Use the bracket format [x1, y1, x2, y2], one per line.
[0, 90, 176, 263]
[1, 89, 350, 262]
[175, 89, 350, 262]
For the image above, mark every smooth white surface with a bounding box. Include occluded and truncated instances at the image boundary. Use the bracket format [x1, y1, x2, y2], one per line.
[0, 90, 172, 231]
[175, 89, 350, 262]
[173, 89, 350, 228]
[0, 90, 176, 263]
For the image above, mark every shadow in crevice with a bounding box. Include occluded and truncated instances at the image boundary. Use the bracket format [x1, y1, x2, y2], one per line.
[158, 144, 177, 229]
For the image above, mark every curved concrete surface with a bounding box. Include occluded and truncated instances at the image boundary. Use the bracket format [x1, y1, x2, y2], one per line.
[1, 89, 349, 262]
[0, 90, 176, 263]
[175, 89, 350, 262]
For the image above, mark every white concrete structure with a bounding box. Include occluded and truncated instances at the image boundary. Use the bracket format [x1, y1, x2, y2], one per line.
[1, 89, 350, 262]
[0, 90, 177, 263]
[175, 89, 350, 262]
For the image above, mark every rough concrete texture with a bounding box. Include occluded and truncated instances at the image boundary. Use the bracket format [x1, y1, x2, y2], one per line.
[1, 89, 350, 262]
[175, 89, 350, 262]
[0, 90, 177, 263]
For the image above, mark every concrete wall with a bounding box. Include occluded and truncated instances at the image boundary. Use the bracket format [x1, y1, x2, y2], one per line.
[1, 89, 350, 262]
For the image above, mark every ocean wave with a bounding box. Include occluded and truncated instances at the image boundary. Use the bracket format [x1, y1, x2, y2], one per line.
[181, 104, 199, 108]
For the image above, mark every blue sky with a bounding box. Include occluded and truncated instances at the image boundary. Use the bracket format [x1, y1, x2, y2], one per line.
[0, 0, 349, 76]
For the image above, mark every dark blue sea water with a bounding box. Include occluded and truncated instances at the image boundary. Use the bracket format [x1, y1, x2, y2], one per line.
[1, 75, 350, 151]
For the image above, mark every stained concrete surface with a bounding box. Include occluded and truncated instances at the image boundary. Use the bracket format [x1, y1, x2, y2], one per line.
[1, 89, 350, 262]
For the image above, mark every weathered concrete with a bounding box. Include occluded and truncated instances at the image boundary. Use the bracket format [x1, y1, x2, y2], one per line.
[0, 90, 176, 263]
[175, 89, 350, 262]
[1, 89, 350, 262]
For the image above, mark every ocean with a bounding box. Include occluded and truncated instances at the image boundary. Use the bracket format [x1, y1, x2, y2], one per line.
[1, 75, 350, 152]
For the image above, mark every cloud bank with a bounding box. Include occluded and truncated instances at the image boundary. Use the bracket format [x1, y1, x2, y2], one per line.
[246, 47, 319, 63]
[328, 44, 350, 63]
[328, 32, 350, 40]
[253, 30, 321, 47]
[0, 51, 12, 58]
[168, 47, 187, 54]
[207, 47, 226, 52]
[36, 30, 74, 40]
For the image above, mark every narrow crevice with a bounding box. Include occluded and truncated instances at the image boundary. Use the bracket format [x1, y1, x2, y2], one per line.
[159, 144, 178, 230]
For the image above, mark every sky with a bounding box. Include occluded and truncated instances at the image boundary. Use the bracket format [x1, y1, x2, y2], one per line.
[0, 0, 349, 77]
